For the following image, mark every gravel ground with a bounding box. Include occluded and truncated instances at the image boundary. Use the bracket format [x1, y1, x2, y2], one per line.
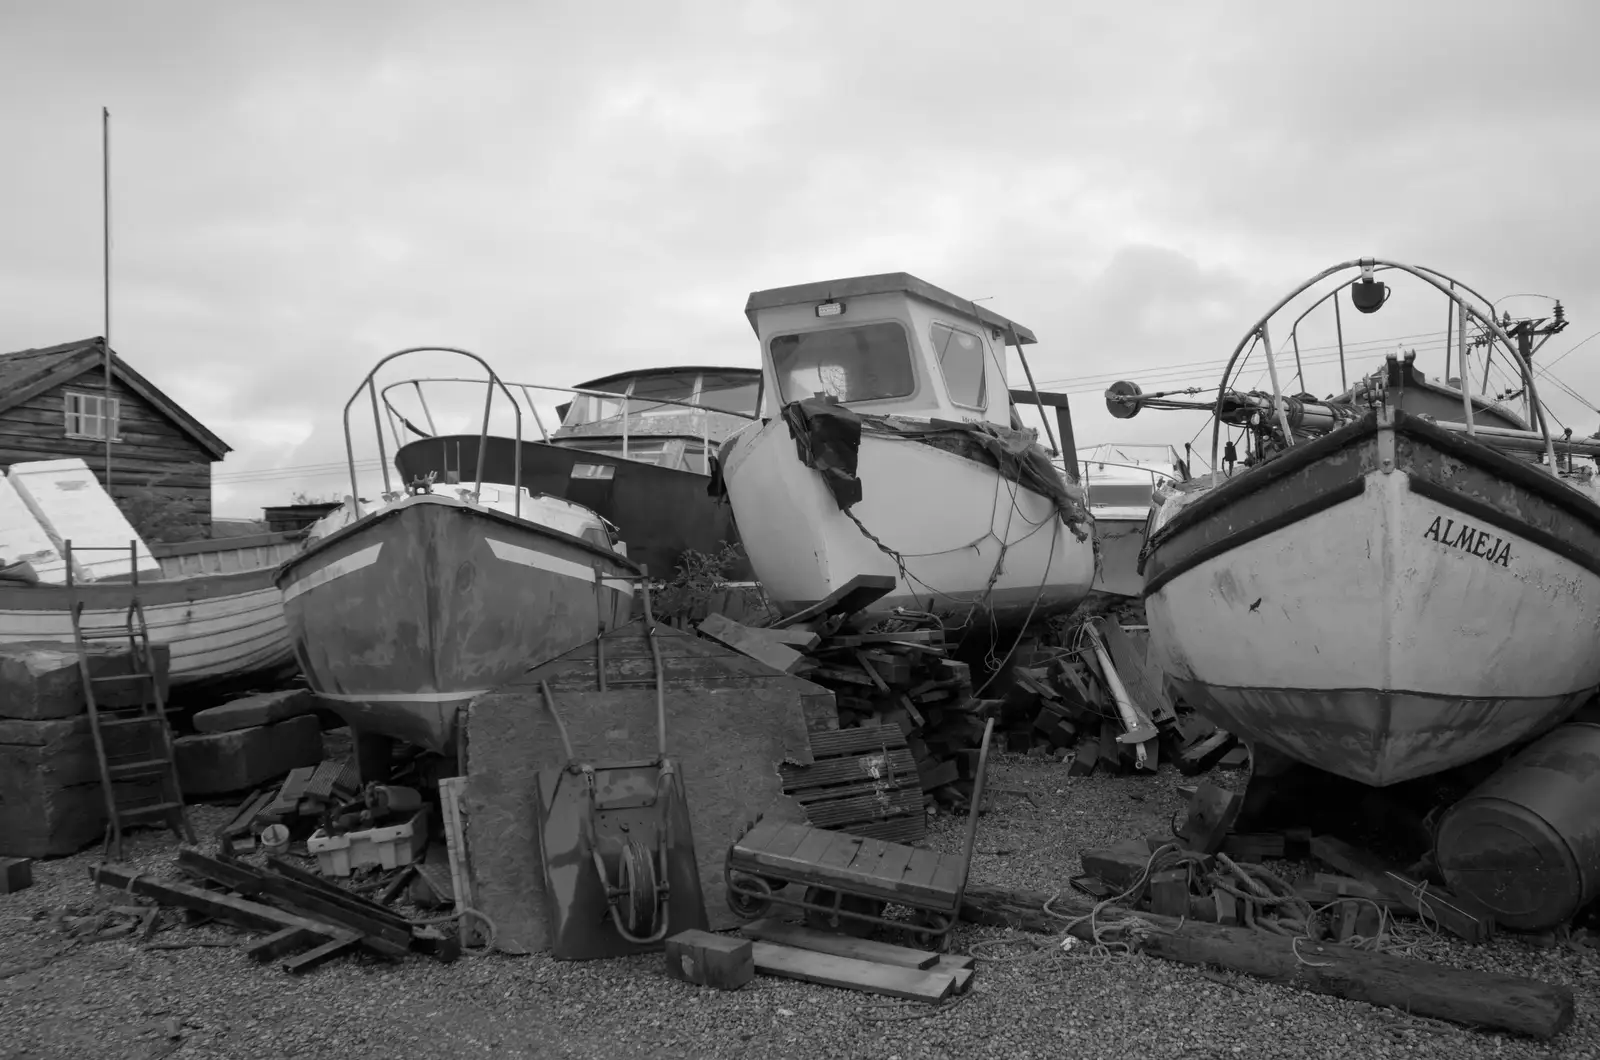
[3, 758, 1597, 1060]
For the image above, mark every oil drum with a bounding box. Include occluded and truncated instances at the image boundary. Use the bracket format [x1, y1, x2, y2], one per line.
[1435, 721, 1600, 931]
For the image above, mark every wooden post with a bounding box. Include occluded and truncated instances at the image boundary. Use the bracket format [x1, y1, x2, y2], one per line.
[960, 882, 1573, 1040]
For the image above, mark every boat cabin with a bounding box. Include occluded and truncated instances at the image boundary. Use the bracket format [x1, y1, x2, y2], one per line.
[1078, 443, 1184, 514]
[551, 366, 762, 474]
[743, 273, 1035, 426]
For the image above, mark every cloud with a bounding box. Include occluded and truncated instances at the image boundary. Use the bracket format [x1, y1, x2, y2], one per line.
[1, 0, 1597, 515]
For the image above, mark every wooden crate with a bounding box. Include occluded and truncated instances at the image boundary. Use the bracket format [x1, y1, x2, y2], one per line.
[780, 724, 925, 843]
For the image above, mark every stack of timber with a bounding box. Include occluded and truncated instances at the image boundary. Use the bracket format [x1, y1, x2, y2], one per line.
[999, 616, 1248, 777]
[0, 640, 173, 857]
[90, 850, 464, 974]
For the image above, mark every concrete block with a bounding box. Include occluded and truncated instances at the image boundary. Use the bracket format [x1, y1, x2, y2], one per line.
[0, 640, 171, 720]
[174, 714, 324, 797]
[665, 929, 754, 990]
[1, 856, 33, 893]
[192, 689, 318, 734]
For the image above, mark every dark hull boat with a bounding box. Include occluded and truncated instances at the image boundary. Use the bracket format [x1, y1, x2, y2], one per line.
[388, 366, 761, 582]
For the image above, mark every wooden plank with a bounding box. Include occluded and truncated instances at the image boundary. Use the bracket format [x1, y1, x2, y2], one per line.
[244, 926, 322, 963]
[697, 613, 807, 674]
[818, 831, 869, 873]
[847, 816, 927, 844]
[739, 832, 946, 902]
[177, 851, 413, 949]
[805, 725, 908, 758]
[788, 829, 837, 868]
[89, 863, 337, 938]
[282, 931, 363, 975]
[1309, 836, 1493, 943]
[928, 854, 966, 900]
[781, 749, 918, 791]
[750, 940, 955, 1004]
[865, 842, 916, 887]
[739, 918, 939, 969]
[902, 849, 943, 891]
[802, 786, 924, 829]
[758, 822, 816, 860]
[771, 575, 897, 629]
[1095, 617, 1176, 725]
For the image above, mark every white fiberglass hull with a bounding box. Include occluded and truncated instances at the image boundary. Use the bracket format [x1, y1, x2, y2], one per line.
[720, 419, 1095, 629]
[1143, 415, 1600, 785]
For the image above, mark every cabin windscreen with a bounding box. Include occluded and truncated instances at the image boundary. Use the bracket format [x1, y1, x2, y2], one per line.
[930, 322, 987, 409]
[769, 322, 916, 405]
[625, 373, 698, 416]
[697, 371, 761, 415]
[1088, 482, 1155, 508]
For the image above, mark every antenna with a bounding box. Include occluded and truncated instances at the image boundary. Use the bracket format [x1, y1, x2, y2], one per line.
[102, 106, 113, 493]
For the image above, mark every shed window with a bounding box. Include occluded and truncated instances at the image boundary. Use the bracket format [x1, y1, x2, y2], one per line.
[770, 322, 916, 404]
[64, 391, 121, 442]
[931, 323, 987, 408]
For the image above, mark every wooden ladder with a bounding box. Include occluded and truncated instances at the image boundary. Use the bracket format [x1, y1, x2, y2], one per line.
[66, 539, 195, 861]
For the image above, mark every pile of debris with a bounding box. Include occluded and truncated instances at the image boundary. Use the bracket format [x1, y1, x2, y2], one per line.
[1072, 779, 1494, 944]
[89, 850, 466, 975]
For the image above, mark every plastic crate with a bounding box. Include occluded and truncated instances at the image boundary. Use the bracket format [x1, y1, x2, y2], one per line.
[308, 805, 431, 877]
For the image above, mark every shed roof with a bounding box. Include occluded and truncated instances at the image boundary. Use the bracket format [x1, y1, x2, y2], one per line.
[0, 337, 232, 459]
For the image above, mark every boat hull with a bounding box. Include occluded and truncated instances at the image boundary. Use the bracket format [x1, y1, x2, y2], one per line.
[0, 534, 302, 699]
[720, 418, 1095, 629]
[395, 435, 752, 580]
[275, 494, 638, 753]
[1143, 413, 1600, 786]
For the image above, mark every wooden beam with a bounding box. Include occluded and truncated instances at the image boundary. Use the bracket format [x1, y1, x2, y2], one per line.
[750, 941, 956, 1004]
[960, 882, 1571, 1040]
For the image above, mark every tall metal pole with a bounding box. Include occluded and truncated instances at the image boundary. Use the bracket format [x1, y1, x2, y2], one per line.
[102, 107, 113, 493]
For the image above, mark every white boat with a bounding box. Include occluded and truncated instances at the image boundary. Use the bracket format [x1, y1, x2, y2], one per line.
[1120, 258, 1600, 786]
[0, 458, 300, 697]
[1076, 443, 1184, 597]
[716, 273, 1096, 631]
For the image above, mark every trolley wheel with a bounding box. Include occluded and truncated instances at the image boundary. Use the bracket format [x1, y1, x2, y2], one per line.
[802, 887, 884, 938]
[617, 839, 660, 937]
[726, 873, 774, 919]
[908, 912, 955, 953]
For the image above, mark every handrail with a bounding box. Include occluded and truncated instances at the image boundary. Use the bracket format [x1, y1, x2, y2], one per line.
[1210, 259, 1558, 474]
[342, 347, 524, 519]
[376, 375, 762, 443]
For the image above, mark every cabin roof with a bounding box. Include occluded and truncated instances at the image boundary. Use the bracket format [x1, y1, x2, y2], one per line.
[744, 273, 1037, 345]
[573, 364, 763, 393]
[0, 337, 232, 459]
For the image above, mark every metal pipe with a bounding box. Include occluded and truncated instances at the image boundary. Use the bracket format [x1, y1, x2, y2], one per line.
[1260, 321, 1296, 446]
[1427, 418, 1600, 456]
[368, 380, 391, 498]
[1333, 291, 1347, 393]
[102, 107, 113, 495]
[517, 385, 549, 442]
[1084, 625, 1154, 769]
[1014, 329, 1059, 455]
[1444, 286, 1454, 383]
[1459, 300, 1476, 436]
[412, 381, 438, 435]
[1291, 331, 1305, 391]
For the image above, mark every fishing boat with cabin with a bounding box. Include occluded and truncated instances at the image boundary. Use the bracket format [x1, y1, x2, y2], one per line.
[274, 348, 640, 759]
[713, 273, 1096, 634]
[1114, 258, 1600, 787]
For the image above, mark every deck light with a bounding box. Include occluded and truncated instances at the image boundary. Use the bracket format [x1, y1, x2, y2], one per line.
[815, 301, 845, 318]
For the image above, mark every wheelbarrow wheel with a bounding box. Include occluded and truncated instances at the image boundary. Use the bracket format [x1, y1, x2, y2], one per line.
[617, 839, 660, 937]
[803, 887, 883, 938]
[726, 873, 773, 919]
[908, 912, 955, 953]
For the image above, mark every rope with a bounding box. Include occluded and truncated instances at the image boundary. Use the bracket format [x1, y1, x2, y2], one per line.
[407, 906, 500, 956]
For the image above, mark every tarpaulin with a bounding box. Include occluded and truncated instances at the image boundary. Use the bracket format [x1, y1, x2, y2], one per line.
[781, 396, 864, 509]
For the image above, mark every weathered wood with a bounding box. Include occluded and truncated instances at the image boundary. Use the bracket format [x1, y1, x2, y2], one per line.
[176, 850, 413, 948]
[698, 613, 807, 674]
[1177, 730, 1237, 775]
[244, 926, 322, 963]
[961, 882, 1572, 1040]
[282, 931, 362, 975]
[1309, 836, 1494, 943]
[89, 863, 335, 938]
[750, 940, 956, 1004]
[1179, 781, 1242, 855]
[739, 917, 939, 969]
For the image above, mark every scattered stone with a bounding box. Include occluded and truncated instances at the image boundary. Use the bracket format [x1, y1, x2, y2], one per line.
[191, 690, 318, 734]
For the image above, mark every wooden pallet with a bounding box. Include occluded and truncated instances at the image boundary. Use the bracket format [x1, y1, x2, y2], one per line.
[780, 724, 926, 843]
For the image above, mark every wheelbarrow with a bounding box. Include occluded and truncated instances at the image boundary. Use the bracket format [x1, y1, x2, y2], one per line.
[723, 717, 994, 952]
[533, 582, 707, 960]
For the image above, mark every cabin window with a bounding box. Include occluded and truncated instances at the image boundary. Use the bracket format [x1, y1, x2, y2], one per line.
[770, 322, 916, 405]
[566, 438, 672, 466]
[697, 372, 761, 415]
[63, 391, 121, 441]
[931, 323, 987, 409]
[564, 392, 625, 428]
[626, 374, 697, 417]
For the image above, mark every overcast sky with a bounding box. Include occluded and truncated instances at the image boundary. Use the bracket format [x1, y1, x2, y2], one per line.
[3, 0, 1598, 517]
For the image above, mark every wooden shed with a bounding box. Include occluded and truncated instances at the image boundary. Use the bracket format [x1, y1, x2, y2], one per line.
[0, 337, 231, 536]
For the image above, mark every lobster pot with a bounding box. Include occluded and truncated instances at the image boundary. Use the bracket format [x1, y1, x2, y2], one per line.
[1435, 721, 1600, 931]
